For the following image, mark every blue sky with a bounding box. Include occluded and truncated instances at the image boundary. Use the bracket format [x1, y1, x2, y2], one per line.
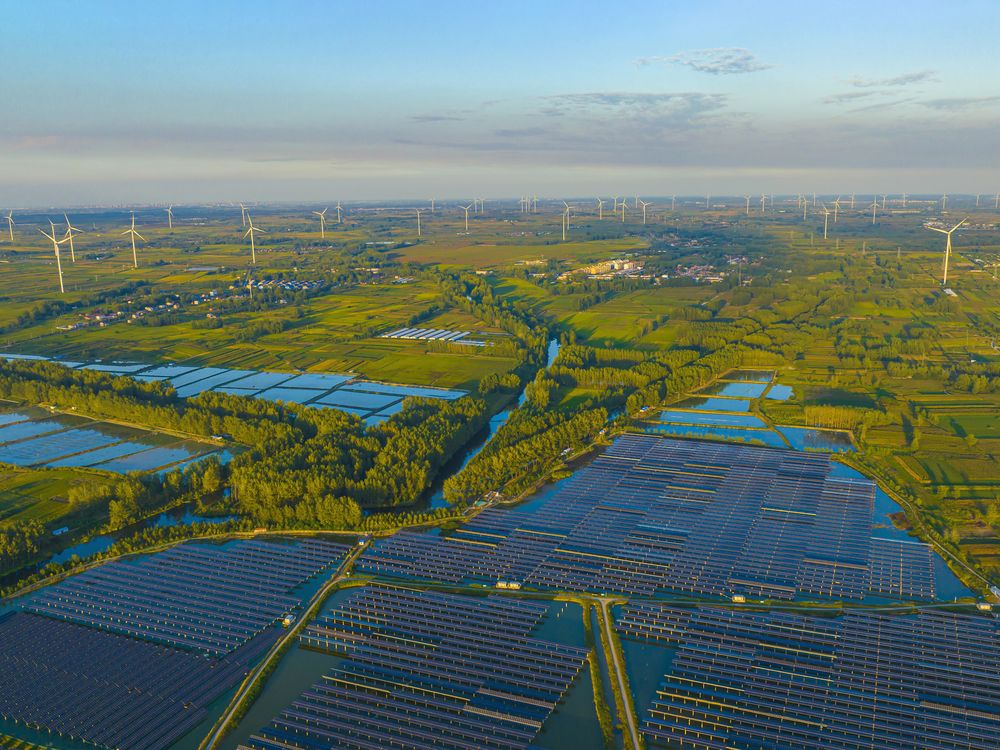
[3, 0, 998, 204]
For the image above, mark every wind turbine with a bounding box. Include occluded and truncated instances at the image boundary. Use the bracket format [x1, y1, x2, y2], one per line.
[759, 194, 766, 214]
[122, 212, 145, 268]
[802, 199, 808, 221]
[244, 214, 266, 265]
[415, 208, 424, 237]
[976, 193, 981, 208]
[870, 199, 878, 225]
[239, 203, 247, 228]
[994, 192, 999, 210]
[822, 205, 831, 240]
[460, 204, 472, 231]
[39, 221, 67, 294]
[596, 198, 604, 220]
[313, 208, 328, 239]
[671, 195, 676, 211]
[902, 192, 908, 208]
[5, 211, 13, 242]
[620, 199, 627, 223]
[430, 198, 435, 213]
[833, 197, 841, 223]
[63, 213, 82, 263]
[705, 194, 711, 209]
[166, 205, 174, 230]
[561, 207, 568, 241]
[639, 199, 650, 225]
[744, 195, 751, 216]
[941, 194, 949, 211]
[335, 201, 343, 223]
[562, 200, 571, 230]
[881, 194, 888, 209]
[926, 218, 968, 286]
[850, 193, 856, 210]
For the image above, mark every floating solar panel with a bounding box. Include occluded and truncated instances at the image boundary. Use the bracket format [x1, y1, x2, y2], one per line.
[24, 538, 351, 656]
[0, 411, 33, 427]
[0, 419, 70, 445]
[0, 427, 121, 466]
[358, 435, 939, 601]
[280, 372, 353, 390]
[223, 371, 296, 391]
[340, 381, 466, 399]
[618, 604, 1000, 750]
[254, 386, 326, 405]
[80, 362, 149, 373]
[239, 585, 586, 750]
[314, 389, 400, 410]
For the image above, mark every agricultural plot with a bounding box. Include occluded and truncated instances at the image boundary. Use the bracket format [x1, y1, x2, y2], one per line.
[1, 538, 350, 750]
[239, 584, 587, 750]
[358, 434, 942, 601]
[618, 605, 999, 750]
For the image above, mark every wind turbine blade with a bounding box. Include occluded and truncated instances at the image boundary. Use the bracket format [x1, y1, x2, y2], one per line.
[244, 228, 252, 238]
[952, 218, 969, 231]
[135, 232, 146, 241]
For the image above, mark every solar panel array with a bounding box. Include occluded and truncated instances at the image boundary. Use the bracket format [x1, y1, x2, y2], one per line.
[3, 539, 351, 750]
[0, 612, 275, 750]
[25, 538, 349, 656]
[617, 604, 1000, 750]
[358, 434, 938, 600]
[238, 584, 587, 750]
[0, 353, 467, 424]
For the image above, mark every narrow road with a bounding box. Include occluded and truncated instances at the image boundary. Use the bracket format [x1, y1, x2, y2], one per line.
[597, 597, 641, 750]
[199, 543, 364, 750]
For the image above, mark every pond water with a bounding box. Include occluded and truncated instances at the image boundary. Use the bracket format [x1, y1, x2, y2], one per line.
[673, 396, 752, 412]
[766, 383, 794, 400]
[657, 410, 767, 428]
[721, 369, 774, 383]
[643, 423, 788, 448]
[698, 381, 768, 399]
[777, 425, 854, 452]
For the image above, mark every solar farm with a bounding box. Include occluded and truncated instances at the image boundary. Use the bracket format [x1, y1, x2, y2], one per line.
[379, 326, 488, 346]
[357, 434, 939, 601]
[0, 407, 219, 474]
[617, 604, 1000, 750]
[238, 584, 588, 750]
[0, 538, 351, 750]
[0, 353, 466, 425]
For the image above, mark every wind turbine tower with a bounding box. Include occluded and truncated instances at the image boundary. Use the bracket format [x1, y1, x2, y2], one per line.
[313, 208, 328, 239]
[336, 202, 343, 223]
[166, 206, 174, 230]
[416, 208, 424, 237]
[639, 199, 650, 225]
[64, 214, 82, 263]
[5, 211, 14, 242]
[744, 195, 751, 216]
[460, 204, 472, 232]
[822, 205, 830, 240]
[926, 218, 968, 286]
[244, 214, 266, 265]
[239, 203, 247, 228]
[122, 212, 145, 268]
[39, 221, 67, 294]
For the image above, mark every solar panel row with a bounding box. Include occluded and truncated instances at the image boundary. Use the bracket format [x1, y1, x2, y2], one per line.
[358, 435, 938, 601]
[24, 538, 350, 656]
[0, 612, 277, 750]
[617, 604, 1000, 750]
[238, 584, 588, 750]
